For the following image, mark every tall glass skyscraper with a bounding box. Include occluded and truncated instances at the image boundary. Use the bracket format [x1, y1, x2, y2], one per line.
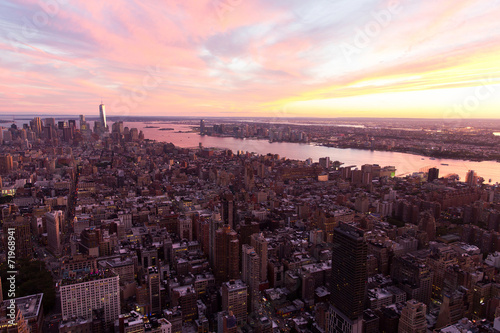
[99, 101, 107, 129]
[328, 223, 367, 333]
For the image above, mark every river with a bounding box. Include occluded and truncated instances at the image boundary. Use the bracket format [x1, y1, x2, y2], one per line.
[124, 122, 500, 184]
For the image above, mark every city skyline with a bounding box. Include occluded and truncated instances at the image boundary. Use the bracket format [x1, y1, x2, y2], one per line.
[1, 0, 500, 118]
[1, 114, 500, 332]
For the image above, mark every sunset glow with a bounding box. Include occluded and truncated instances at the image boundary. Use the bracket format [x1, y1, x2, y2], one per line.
[1, 0, 500, 118]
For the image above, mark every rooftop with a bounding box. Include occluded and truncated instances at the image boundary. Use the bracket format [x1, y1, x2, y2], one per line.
[1, 293, 43, 319]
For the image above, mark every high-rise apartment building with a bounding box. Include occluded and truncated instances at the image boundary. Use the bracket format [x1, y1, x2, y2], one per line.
[250, 233, 268, 284]
[398, 300, 426, 333]
[60, 270, 120, 329]
[221, 280, 248, 326]
[241, 244, 260, 311]
[328, 223, 367, 333]
[215, 225, 240, 284]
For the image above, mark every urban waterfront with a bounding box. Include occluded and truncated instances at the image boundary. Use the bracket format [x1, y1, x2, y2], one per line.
[124, 122, 500, 184]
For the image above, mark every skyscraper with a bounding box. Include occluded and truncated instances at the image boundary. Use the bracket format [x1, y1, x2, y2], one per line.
[99, 101, 107, 130]
[241, 244, 260, 311]
[200, 119, 205, 134]
[148, 266, 161, 315]
[466, 170, 478, 186]
[428, 167, 439, 182]
[44, 117, 56, 127]
[209, 211, 223, 267]
[0, 154, 13, 174]
[45, 211, 63, 256]
[221, 192, 235, 228]
[215, 225, 240, 284]
[250, 233, 268, 284]
[31, 117, 42, 135]
[329, 223, 367, 333]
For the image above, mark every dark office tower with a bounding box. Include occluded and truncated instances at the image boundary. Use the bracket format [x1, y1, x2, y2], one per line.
[58, 121, 67, 129]
[63, 127, 74, 142]
[148, 266, 161, 315]
[221, 192, 235, 228]
[0, 154, 13, 174]
[428, 168, 439, 182]
[44, 117, 56, 127]
[112, 121, 124, 134]
[3, 219, 33, 259]
[200, 119, 205, 134]
[250, 233, 268, 284]
[68, 119, 76, 129]
[329, 223, 367, 333]
[466, 170, 478, 186]
[215, 225, 240, 284]
[99, 101, 107, 129]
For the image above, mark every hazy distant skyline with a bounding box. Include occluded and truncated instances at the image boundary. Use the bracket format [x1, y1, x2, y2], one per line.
[1, 0, 500, 118]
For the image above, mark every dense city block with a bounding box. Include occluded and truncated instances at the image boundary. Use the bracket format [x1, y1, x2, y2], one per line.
[1, 116, 500, 333]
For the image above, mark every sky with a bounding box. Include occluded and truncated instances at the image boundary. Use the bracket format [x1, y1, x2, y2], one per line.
[0, 0, 500, 119]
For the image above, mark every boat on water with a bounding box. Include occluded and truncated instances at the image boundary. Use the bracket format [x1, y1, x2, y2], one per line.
[441, 163, 449, 166]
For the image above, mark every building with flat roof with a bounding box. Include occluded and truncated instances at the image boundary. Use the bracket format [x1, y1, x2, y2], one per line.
[60, 270, 120, 329]
[0, 293, 44, 333]
[221, 280, 247, 326]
